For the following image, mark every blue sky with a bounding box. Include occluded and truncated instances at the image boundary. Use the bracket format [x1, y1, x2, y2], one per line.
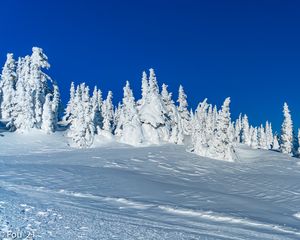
[0, 0, 300, 131]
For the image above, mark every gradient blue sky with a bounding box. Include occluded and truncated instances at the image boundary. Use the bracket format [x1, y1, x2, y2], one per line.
[0, 0, 299, 131]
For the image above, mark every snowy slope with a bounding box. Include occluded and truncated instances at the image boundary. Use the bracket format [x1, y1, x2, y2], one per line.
[1, 131, 300, 239]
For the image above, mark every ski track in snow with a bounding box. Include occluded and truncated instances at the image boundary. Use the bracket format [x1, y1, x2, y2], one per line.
[1, 133, 300, 239]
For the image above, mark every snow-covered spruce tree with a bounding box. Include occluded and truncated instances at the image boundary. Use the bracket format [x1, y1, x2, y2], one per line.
[137, 71, 149, 108]
[117, 81, 144, 145]
[0, 53, 17, 120]
[273, 134, 280, 151]
[14, 56, 36, 131]
[102, 91, 114, 133]
[208, 97, 235, 161]
[190, 99, 209, 156]
[280, 102, 294, 155]
[114, 102, 122, 137]
[177, 85, 191, 138]
[12, 48, 60, 132]
[30, 47, 51, 128]
[161, 83, 182, 144]
[64, 82, 76, 123]
[139, 69, 170, 144]
[250, 126, 258, 149]
[41, 94, 55, 133]
[91, 86, 103, 131]
[265, 121, 274, 149]
[68, 83, 95, 147]
[258, 125, 268, 150]
[241, 114, 251, 145]
[51, 82, 61, 129]
[234, 114, 243, 143]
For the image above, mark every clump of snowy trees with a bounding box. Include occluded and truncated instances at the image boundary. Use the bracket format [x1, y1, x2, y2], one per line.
[1, 48, 300, 161]
[0, 48, 60, 133]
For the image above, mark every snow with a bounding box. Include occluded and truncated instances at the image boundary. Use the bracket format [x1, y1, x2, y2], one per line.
[1, 132, 300, 239]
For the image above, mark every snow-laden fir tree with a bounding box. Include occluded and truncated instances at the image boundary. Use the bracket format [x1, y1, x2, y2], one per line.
[190, 99, 209, 156]
[280, 102, 294, 155]
[14, 56, 36, 131]
[241, 115, 251, 145]
[91, 86, 103, 131]
[30, 47, 51, 128]
[234, 114, 243, 143]
[161, 83, 182, 143]
[41, 94, 55, 133]
[258, 125, 268, 150]
[250, 126, 258, 149]
[139, 69, 170, 144]
[265, 121, 274, 149]
[68, 83, 95, 147]
[208, 97, 235, 161]
[52, 83, 61, 128]
[137, 71, 149, 108]
[117, 81, 144, 145]
[0, 53, 17, 119]
[273, 134, 280, 151]
[64, 82, 76, 123]
[177, 85, 191, 137]
[102, 91, 114, 133]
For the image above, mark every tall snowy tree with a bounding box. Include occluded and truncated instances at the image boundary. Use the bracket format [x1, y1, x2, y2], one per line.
[280, 102, 294, 155]
[0, 53, 17, 119]
[258, 125, 268, 150]
[102, 91, 114, 133]
[177, 85, 191, 137]
[250, 126, 258, 149]
[30, 47, 51, 128]
[265, 121, 274, 149]
[118, 81, 144, 145]
[273, 134, 280, 151]
[241, 114, 251, 145]
[209, 97, 235, 161]
[161, 83, 181, 143]
[68, 83, 95, 147]
[139, 69, 170, 144]
[41, 94, 55, 133]
[64, 82, 76, 123]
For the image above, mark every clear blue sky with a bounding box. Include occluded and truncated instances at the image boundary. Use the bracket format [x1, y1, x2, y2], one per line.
[0, 0, 299, 131]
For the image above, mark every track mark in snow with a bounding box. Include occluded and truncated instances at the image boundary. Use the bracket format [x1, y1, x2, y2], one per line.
[158, 206, 300, 237]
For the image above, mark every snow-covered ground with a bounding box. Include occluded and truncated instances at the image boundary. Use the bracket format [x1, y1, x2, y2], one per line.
[1, 131, 300, 239]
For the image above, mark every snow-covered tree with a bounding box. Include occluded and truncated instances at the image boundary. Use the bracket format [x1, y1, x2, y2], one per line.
[30, 47, 51, 128]
[137, 71, 149, 108]
[0, 53, 17, 119]
[139, 69, 170, 144]
[250, 126, 258, 149]
[64, 82, 76, 123]
[91, 86, 103, 131]
[265, 121, 274, 149]
[241, 115, 251, 145]
[41, 94, 54, 133]
[161, 83, 181, 143]
[102, 91, 114, 133]
[190, 99, 209, 155]
[280, 102, 294, 155]
[258, 125, 268, 150]
[273, 134, 280, 151]
[234, 114, 243, 143]
[209, 97, 235, 161]
[68, 83, 95, 147]
[177, 85, 191, 138]
[14, 56, 35, 131]
[118, 81, 144, 145]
